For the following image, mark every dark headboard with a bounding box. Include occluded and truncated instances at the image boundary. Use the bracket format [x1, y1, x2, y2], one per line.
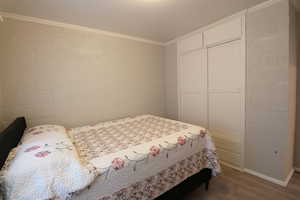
[0, 117, 26, 170]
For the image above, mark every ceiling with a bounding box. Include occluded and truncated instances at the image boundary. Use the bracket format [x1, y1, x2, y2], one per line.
[0, 0, 299, 43]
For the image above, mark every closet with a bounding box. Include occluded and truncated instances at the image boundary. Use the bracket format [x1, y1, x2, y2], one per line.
[178, 16, 245, 169]
[173, 0, 296, 184]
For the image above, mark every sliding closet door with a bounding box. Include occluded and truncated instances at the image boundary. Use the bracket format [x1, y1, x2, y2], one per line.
[179, 49, 207, 127]
[207, 40, 245, 167]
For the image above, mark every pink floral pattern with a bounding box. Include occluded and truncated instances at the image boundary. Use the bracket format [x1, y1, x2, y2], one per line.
[24, 145, 41, 152]
[69, 116, 190, 161]
[149, 146, 160, 156]
[201, 148, 219, 171]
[98, 197, 111, 200]
[97, 152, 207, 200]
[112, 158, 125, 170]
[35, 151, 51, 158]
[68, 115, 220, 200]
[25, 125, 66, 136]
[200, 129, 207, 138]
[32, 131, 43, 135]
[27, 127, 37, 132]
[177, 136, 186, 145]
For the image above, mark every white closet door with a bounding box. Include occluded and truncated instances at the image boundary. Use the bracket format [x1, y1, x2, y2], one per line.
[208, 40, 244, 167]
[179, 49, 207, 126]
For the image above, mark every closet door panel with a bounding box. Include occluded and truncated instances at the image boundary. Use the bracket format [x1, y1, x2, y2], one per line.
[180, 51, 203, 93]
[179, 33, 203, 53]
[207, 39, 244, 168]
[217, 148, 241, 167]
[204, 17, 242, 47]
[181, 94, 206, 125]
[212, 135, 241, 154]
[179, 49, 207, 127]
[209, 93, 242, 137]
[208, 40, 242, 91]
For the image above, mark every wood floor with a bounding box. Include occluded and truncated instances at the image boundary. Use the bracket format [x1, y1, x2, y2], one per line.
[159, 165, 300, 200]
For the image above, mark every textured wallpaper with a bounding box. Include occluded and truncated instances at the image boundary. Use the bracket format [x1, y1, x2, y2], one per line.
[0, 19, 165, 128]
[295, 12, 300, 169]
[164, 43, 178, 120]
[246, 0, 292, 181]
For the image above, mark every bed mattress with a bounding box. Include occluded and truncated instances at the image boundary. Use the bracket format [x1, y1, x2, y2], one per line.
[68, 115, 220, 200]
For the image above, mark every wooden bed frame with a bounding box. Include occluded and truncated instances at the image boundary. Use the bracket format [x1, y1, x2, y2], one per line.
[0, 117, 26, 170]
[157, 168, 212, 199]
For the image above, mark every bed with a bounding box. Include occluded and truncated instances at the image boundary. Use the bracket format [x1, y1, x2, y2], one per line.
[0, 115, 220, 200]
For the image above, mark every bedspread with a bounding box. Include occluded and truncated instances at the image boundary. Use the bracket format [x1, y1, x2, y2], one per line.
[68, 115, 220, 200]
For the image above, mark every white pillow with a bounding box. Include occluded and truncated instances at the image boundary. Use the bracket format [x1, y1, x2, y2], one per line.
[21, 125, 67, 144]
[1, 125, 97, 200]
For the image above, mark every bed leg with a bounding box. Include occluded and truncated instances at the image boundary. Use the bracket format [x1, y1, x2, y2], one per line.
[205, 180, 210, 191]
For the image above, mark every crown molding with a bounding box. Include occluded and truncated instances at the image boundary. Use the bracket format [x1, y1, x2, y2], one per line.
[0, 11, 164, 46]
[0, 0, 289, 47]
[164, 38, 177, 46]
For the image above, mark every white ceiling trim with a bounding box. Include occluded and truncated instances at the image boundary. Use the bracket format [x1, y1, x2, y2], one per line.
[0, 0, 292, 47]
[0, 11, 164, 46]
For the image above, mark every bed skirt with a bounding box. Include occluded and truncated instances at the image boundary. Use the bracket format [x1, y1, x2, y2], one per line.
[72, 151, 213, 200]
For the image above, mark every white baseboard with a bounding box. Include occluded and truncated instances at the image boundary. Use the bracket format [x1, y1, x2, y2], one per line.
[221, 161, 295, 187]
[244, 168, 294, 187]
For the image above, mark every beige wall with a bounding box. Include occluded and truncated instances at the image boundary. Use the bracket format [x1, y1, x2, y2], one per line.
[0, 18, 165, 128]
[0, 21, 3, 131]
[295, 12, 300, 169]
[246, 0, 294, 181]
[0, 65, 3, 131]
[164, 43, 178, 120]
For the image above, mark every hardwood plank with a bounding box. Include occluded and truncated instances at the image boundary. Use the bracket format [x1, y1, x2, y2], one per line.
[182, 165, 300, 200]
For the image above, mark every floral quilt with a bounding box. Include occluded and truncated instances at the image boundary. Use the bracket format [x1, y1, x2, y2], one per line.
[69, 115, 190, 161]
[97, 152, 207, 200]
[69, 115, 221, 200]
[0, 115, 220, 200]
